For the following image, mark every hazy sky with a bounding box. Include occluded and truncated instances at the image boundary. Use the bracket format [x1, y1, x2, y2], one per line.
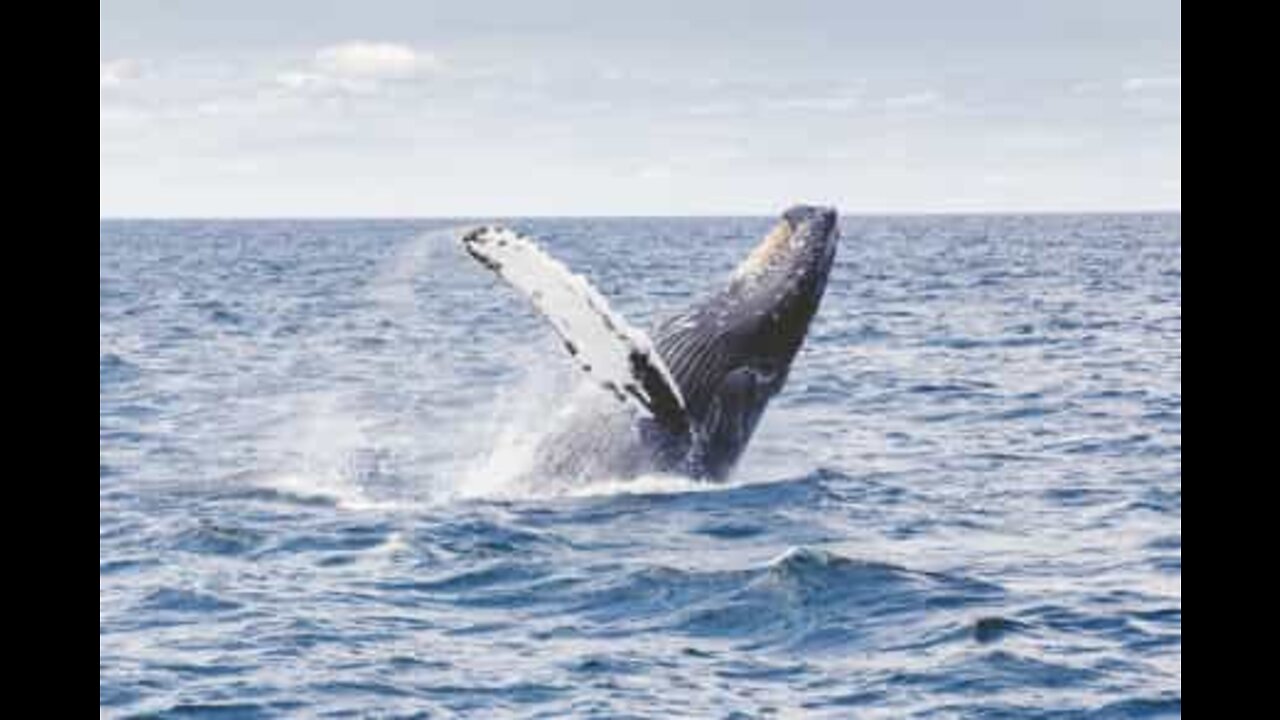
[100, 1, 1181, 217]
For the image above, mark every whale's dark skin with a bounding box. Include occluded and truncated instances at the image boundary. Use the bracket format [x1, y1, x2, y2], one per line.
[526, 205, 840, 483]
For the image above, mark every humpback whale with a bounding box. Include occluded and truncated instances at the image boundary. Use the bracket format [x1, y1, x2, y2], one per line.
[462, 205, 839, 482]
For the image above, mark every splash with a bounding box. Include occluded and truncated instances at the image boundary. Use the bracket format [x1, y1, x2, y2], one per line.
[252, 391, 403, 511]
[248, 227, 473, 511]
[366, 225, 466, 310]
[453, 381, 749, 502]
[247, 225, 744, 509]
[251, 338, 737, 509]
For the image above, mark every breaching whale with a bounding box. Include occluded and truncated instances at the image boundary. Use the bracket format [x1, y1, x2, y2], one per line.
[462, 205, 839, 482]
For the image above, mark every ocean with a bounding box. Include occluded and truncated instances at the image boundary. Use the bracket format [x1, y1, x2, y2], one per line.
[100, 214, 1181, 718]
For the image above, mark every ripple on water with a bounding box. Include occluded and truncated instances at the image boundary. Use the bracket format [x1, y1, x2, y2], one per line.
[100, 216, 1181, 717]
[137, 588, 242, 615]
[173, 521, 268, 556]
[99, 353, 141, 385]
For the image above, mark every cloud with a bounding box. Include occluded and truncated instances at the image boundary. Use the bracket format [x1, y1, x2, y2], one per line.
[100, 59, 138, 89]
[1122, 76, 1181, 92]
[767, 95, 862, 112]
[685, 101, 745, 117]
[635, 164, 674, 181]
[314, 41, 435, 79]
[883, 91, 942, 110]
[273, 42, 440, 94]
[275, 71, 328, 91]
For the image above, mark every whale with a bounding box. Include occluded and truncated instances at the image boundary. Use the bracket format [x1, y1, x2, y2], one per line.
[462, 204, 839, 482]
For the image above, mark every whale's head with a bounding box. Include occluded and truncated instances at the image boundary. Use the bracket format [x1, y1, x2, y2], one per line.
[654, 205, 839, 479]
[724, 204, 839, 363]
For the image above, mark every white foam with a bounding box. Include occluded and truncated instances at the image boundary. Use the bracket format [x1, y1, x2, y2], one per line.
[556, 472, 725, 499]
[257, 471, 399, 512]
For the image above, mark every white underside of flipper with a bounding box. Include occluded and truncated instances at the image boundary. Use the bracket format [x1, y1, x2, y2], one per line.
[462, 226, 688, 427]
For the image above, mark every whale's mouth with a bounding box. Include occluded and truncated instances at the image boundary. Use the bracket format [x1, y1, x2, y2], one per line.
[731, 205, 838, 293]
[726, 205, 839, 336]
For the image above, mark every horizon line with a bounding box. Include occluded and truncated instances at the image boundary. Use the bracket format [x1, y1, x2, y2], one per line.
[100, 208, 1182, 222]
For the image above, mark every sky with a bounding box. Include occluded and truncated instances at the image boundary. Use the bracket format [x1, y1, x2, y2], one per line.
[100, 1, 1181, 217]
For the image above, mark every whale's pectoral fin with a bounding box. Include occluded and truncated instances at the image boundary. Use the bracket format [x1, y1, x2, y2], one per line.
[461, 225, 690, 435]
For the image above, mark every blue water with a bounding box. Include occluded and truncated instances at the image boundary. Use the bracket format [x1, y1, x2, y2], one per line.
[100, 215, 1181, 718]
